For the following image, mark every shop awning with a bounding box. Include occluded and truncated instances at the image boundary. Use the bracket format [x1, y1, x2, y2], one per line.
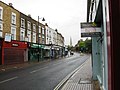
[31, 44, 45, 48]
[44, 46, 51, 50]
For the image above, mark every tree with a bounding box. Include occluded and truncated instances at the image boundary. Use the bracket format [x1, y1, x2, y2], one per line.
[79, 40, 85, 52]
[84, 38, 92, 53]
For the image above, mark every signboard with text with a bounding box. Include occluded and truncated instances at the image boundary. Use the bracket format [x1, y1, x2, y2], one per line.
[5, 33, 11, 42]
[81, 22, 101, 37]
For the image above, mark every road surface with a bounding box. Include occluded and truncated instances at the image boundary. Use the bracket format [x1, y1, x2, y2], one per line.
[0, 53, 90, 90]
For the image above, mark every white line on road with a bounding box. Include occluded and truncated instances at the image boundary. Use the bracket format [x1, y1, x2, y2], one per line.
[30, 66, 48, 74]
[0, 76, 18, 84]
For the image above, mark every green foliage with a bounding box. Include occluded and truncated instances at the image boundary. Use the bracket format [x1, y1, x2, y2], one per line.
[74, 38, 92, 53]
[84, 38, 92, 53]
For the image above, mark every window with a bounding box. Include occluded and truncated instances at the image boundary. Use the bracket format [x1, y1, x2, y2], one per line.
[11, 12, 16, 25]
[42, 35, 44, 39]
[0, 7, 3, 20]
[27, 30, 31, 42]
[42, 27, 44, 34]
[39, 26, 41, 33]
[42, 39, 44, 44]
[21, 18, 25, 28]
[32, 32, 36, 43]
[0, 32, 2, 37]
[33, 24, 36, 31]
[0, 24, 3, 37]
[20, 29, 25, 41]
[11, 27, 16, 40]
[39, 34, 41, 38]
[27, 21, 31, 30]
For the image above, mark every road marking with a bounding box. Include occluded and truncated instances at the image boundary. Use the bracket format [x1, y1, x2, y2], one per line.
[54, 57, 90, 90]
[53, 62, 62, 66]
[30, 66, 48, 73]
[0, 76, 18, 84]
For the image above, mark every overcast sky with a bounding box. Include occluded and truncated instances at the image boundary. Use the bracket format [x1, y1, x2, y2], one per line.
[3, 0, 87, 46]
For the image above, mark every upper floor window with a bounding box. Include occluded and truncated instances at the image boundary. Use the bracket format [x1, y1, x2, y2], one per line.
[11, 27, 16, 40]
[27, 30, 31, 42]
[33, 24, 36, 31]
[0, 23, 3, 37]
[0, 7, 3, 20]
[42, 39, 45, 44]
[42, 27, 44, 34]
[11, 12, 16, 25]
[0, 23, 3, 31]
[39, 26, 41, 33]
[27, 21, 31, 30]
[21, 18, 25, 28]
[20, 29, 25, 41]
[32, 32, 36, 43]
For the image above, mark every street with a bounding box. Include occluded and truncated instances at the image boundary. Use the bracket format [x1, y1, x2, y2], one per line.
[0, 53, 90, 90]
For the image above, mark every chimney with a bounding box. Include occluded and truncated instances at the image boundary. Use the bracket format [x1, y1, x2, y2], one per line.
[28, 14, 31, 18]
[45, 23, 48, 26]
[9, 3, 13, 7]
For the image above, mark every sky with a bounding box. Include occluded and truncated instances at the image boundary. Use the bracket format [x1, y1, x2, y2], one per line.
[3, 0, 87, 46]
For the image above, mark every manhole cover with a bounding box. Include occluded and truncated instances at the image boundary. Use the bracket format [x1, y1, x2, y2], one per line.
[78, 79, 92, 84]
[80, 80, 91, 84]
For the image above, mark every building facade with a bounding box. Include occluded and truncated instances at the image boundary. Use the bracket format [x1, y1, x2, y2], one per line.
[0, 1, 64, 64]
[0, 1, 28, 65]
[45, 25, 57, 45]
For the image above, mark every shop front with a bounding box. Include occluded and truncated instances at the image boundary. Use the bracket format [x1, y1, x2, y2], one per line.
[28, 43, 45, 62]
[2, 40, 28, 65]
[44, 45, 51, 59]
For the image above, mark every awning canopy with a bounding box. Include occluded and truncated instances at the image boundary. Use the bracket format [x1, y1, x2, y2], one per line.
[31, 44, 45, 48]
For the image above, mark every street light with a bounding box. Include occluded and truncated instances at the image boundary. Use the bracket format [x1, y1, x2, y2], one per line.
[38, 16, 45, 62]
[49, 41, 52, 59]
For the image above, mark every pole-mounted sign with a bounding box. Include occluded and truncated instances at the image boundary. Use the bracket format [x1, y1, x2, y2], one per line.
[81, 22, 101, 37]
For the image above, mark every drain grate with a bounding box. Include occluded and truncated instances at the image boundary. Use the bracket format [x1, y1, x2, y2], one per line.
[78, 78, 92, 84]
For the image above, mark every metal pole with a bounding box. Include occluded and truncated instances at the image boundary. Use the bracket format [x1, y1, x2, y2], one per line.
[41, 45, 42, 60]
[38, 16, 39, 62]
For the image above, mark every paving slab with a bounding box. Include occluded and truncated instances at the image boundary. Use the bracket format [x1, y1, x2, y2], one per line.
[61, 56, 93, 90]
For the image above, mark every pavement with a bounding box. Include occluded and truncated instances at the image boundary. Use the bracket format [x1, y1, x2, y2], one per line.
[54, 55, 93, 90]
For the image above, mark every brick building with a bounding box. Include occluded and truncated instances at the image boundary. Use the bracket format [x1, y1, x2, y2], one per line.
[0, 1, 64, 64]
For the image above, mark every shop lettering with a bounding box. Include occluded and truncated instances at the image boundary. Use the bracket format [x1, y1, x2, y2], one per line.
[12, 43, 19, 47]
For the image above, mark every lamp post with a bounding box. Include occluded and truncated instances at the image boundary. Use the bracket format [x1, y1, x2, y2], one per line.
[38, 16, 45, 62]
[49, 41, 52, 59]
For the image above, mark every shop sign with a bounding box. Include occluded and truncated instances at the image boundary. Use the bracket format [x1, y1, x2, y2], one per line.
[5, 33, 11, 42]
[12, 43, 19, 47]
[81, 22, 101, 37]
[44, 46, 51, 50]
[31, 44, 45, 48]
